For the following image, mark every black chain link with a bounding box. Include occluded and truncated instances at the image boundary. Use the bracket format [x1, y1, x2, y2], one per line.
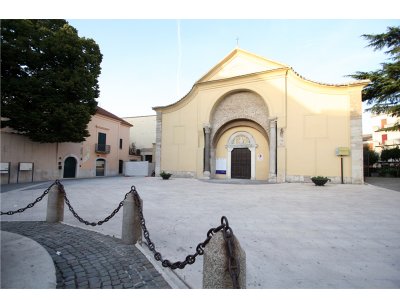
[1, 180, 125, 226]
[56, 180, 125, 226]
[222, 216, 240, 289]
[1, 180, 242, 287]
[131, 186, 226, 270]
[1, 181, 57, 215]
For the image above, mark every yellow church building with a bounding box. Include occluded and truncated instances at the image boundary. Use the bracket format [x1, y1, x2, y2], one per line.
[153, 48, 369, 183]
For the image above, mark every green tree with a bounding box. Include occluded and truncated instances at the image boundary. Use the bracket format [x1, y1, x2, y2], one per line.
[363, 145, 379, 165]
[1, 19, 103, 142]
[350, 26, 400, 131]
[380, 147, 400, 177]
[363, 144, 379, 176]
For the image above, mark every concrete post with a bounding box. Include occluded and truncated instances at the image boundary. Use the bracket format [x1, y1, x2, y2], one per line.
[46, 185, 64, 223]
[121, 191, 142, 245]
[203, 231, 246, 289]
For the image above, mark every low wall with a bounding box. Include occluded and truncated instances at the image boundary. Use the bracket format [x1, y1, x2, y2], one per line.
[124, 161, 149, 177]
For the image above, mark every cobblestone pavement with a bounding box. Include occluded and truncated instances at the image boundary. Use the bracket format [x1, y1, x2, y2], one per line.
[1, 221, 170, 289]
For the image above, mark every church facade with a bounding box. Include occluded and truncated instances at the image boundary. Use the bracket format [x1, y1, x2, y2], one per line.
[153, 48, 369, 183]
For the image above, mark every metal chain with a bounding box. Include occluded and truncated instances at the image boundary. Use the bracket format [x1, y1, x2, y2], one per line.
[1, 180, 126, 226]
[222, 216, 240, 289]
[56, 180, 125, 226]
[0, 181, 57, 215]
[131, 186, 225, 270]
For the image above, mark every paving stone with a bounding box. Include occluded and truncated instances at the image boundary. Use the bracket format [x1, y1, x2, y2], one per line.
[1, 221, 171, 289]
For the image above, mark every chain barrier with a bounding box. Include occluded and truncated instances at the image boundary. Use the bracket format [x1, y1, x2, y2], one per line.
[1, 180, 241, 287]
[55, 180, 125, 226]
[1, 180, 125, 227]
[222, 216, 240, 289]
[131, 186, 241, 288]
[1, 181, 57, 215]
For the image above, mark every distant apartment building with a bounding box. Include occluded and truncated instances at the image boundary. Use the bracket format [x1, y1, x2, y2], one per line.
[123, 115, 156, 163]
[1, 107, 134, 184]
[363, 114, 400, 152]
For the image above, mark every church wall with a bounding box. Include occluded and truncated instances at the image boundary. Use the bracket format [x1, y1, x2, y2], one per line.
[155, 49, 366, 183]
[159, 73, 287, 178]
[285, 76, 353, 182]
[160, 100, 199, 177]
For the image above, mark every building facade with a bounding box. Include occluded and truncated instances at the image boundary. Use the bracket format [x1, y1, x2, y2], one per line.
[153, 48, 369, 183]
[123, 115, 156, 162]
[366, 114, 400, 152]
[1, 107, 133, 184]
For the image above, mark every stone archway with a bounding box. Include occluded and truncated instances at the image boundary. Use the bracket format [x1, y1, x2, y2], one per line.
[210, 90, 270, 145]
[206, 90, 274, 179]
[226, 131, 257, 180]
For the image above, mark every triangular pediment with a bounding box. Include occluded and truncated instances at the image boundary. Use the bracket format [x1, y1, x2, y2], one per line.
[197, 48, 288, 83]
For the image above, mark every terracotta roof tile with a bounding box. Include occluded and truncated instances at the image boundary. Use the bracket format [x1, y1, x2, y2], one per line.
[96, 107, 133, 127]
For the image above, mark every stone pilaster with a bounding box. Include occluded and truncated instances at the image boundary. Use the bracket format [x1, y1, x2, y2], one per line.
[155, 111, 162, 176]
[268, 118, 277, 183]
[350, 93, 364, 184]
[203, 125, 211, 178]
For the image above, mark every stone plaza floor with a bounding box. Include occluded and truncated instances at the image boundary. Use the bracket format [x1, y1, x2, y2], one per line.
[1, 176, 400, 288]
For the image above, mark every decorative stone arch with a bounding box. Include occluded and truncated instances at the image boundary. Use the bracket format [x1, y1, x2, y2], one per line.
[209, 89, 270, 145]
[204, 89, 275, 179]
[225, 131, 258, 180]
[212, 119, 269, 148]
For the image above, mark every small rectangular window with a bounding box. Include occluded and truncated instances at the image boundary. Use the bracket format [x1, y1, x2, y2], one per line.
[119, 139, 123, 149]
[382, 134, 387, 144]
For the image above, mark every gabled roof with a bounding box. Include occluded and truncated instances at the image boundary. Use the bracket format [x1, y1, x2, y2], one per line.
[96, 107, 133, 127]
[153, 48, 370, 111]
[197, 47, 289, 83]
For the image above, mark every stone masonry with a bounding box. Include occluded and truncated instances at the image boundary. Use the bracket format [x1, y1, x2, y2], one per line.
[1, 221, 170, 289]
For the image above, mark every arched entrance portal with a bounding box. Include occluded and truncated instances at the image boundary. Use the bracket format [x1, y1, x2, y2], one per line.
[212, 121, 269, 180]
[63, 157, 77, 178]
[207, 90, 271, 180]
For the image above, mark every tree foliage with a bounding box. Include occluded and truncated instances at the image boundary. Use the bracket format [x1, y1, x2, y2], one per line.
[1, 19, 103, 142]
[350, 26, 400, 131]
[380, 146, 400, 162]
[363, 144, 379, 166]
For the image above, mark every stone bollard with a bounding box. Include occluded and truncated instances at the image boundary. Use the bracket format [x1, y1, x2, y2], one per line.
[121, 191, 142, 245]
[203, 230, 246, 288]
[46, 184, 64, 223]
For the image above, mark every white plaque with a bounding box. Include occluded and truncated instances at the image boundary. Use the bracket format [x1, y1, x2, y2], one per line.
[19, 162, 33, 171]
[0, 162, 9, 174]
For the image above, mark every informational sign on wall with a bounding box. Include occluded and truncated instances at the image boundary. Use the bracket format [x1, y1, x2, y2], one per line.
[17, 162, 34, 183]
[19, 162, 33, 171]
[216, 158, 227, 174]
[0, 162, 10, 174]
[0, 162, 11, 184]
[336, 147, 350, 156]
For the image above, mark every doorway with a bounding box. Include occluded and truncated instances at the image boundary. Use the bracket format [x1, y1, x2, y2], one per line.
[231, 148, 251, 179]
[96, 159, 106, 176]
[63, 157, 77, 178]
[119, 160, 123, 174]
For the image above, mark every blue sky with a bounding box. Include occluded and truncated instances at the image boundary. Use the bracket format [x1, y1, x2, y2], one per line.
[67, 19, 399, 133]
[2, 1, 399, 134]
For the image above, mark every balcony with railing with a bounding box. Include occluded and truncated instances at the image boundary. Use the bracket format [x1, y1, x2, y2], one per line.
[95, 144, 111, 154]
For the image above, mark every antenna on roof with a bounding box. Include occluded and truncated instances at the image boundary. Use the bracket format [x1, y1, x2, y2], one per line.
[236, 37, 239, 48]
